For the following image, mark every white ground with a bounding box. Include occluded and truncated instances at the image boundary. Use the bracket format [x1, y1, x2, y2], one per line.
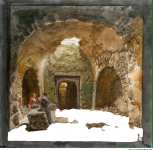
[8, 109, 143, 142]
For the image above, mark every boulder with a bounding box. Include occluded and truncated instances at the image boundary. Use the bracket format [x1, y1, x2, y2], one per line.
[86, 122, 109, 129]
[27, 108, 49, 131]
[70, 120, 79, 124]
[55, 117, 69, 123]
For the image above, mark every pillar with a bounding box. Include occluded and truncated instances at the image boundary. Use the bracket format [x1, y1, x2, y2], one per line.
[91, 80, 97, 110]
[91, 67, 100, 110]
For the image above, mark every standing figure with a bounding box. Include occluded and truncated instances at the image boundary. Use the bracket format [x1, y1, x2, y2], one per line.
[40, 93, 52, 124]
[28, 93, 38, 110]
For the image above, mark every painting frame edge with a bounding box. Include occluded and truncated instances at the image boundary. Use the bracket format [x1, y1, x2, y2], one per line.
[0, 0, 151, 148]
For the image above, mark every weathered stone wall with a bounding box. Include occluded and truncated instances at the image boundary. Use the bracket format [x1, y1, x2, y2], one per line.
[44, 43, 94, 108]
[9, 6, 143, 129]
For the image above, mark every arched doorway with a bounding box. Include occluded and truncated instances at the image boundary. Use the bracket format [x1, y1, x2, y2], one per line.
[55, 75, 80, 110]
[58, 81, 77, 109]
[96, 67, 122, 108]
[22, 68, 40, 106]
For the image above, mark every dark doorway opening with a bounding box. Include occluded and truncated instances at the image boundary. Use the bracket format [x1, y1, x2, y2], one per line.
[22, 68, 39, 106]
[58, 81, 77, 109]
[55, 75, 80, 110]
[96, 67, 122, 108]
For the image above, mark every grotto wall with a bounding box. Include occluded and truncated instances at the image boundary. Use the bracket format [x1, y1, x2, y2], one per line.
[43, 38, 93, 108]
[9, 6, 143, 129]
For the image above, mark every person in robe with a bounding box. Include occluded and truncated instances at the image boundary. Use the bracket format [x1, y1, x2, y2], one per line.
[40, 93, 56, 124]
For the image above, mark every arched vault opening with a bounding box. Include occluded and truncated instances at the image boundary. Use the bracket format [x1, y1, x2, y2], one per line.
[96, 67, 122, 108]
[22, 68, 40, 106]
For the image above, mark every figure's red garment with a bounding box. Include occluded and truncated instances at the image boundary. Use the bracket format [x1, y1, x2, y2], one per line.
[29, 97, 37, 109]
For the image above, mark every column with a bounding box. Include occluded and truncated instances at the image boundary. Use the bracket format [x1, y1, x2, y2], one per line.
[91, 80, 97, 110]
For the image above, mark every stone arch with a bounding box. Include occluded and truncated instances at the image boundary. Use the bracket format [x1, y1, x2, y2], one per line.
[96, 67, 122, 108]
[43, 39, 94, 108]
[22, 68, 40, 106]
[9, 17, 143, 129]
[18, 20, 122, 64]
[109, 51, 129, 98]
[15, 21, 124, 110]
[10, 20, 128, 111]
